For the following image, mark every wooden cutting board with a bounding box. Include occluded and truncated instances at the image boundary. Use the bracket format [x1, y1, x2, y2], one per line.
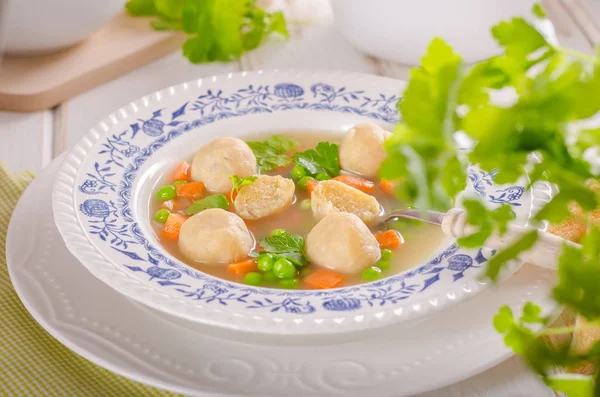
[0, 12, 186, 112]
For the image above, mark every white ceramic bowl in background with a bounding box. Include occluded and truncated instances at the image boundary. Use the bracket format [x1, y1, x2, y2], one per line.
[330, 0, 537, 65]
[2, 0, 125, 55]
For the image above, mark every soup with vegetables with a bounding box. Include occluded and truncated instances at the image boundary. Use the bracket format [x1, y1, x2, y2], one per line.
[150, 125, 445, 290]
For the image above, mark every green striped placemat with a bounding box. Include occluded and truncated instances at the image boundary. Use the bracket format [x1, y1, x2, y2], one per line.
[0, 164, 183, 396]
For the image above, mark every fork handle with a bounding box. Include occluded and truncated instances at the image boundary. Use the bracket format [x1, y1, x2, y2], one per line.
[441, 208, 580, 270]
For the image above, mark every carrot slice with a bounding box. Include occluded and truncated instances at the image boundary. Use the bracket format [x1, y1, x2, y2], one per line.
[303, 269, 345, 289]
[306, 179, 319, 195]
[333, 175, 375, 194]
[176, 181, 205, 201]
[227, 259, 257, 276]
[172, 161, 191, 181]
[380, 179, 396, 196]
[161, 214, 187, 240]
[380, 178, 405, 196]
[375, 230, 403, 249]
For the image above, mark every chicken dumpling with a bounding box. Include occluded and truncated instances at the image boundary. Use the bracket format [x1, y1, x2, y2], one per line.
[234, 175, 295, 220]
[306, 212, 380, 274]
[191, 137, 257, 193]
[339, 123, 392, 177]
[178, 208, 254, 265]
[311, 180, 381, 223]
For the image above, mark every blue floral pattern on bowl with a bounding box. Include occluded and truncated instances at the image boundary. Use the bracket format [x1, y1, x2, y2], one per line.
[53, 71, 549, 333]
[468, 169, 524, 207]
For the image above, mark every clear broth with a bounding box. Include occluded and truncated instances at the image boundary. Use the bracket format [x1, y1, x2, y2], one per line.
[150, 131, 446, 289]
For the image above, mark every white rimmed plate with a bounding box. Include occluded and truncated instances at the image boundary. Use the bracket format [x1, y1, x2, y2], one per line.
[52, 70, 552, 335]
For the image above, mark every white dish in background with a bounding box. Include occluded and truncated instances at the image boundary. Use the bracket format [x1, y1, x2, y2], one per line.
[52, 70, 551, 335]
[2, 0, 124, 55]
[330, 0, 539, 65]
[9, 156, 558, 396]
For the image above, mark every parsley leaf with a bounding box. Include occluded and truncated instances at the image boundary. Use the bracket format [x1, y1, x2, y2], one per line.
[247, 135, 299, 172]
[155, 0, 185, 19]
[242, 8, 288, 50]
[493, 305, 539, 355]
[254, 233, 310, 266]
[292, 142, 340, 178]
[260, 234, 305, 253]
[457, 199, 515, 249]
[458, 59, 510, 107]
[493, 303, 598, 381]
[182, 0, 246, 63]
[491, 17, 549, 64]
[553, 230, 600, 320]
[546, 374, 594, 397]
[184, 194, 229, 215]
[229, 175, 257, 197]
[493, 305, 515, 333]
[125, 0, 288, 64]
[381, 3, 600, 394]
[520, 301, 547, 324]
[532, 3, 546, 18]
[380, 38, 466, 210]
[268, 12, 288, 37]
[485, 229, 538, 281]
[535, 184, 597, 224]
[125, 0, 156, 16]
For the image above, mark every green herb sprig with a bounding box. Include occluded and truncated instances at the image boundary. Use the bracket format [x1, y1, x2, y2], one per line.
[251, 232, 310, 267]
[292, 141, 340, 178]
[229, 175, 257, 198]
[125, 0, 289, 63]
[184, 194, 229, 215]
[382, 3, 600, 394]
[247, 135, 299, 172]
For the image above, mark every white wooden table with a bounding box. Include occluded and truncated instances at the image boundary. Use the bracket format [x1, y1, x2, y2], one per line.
[2, 0, 597, 395]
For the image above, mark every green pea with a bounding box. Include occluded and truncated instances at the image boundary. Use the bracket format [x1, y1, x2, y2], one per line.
[173, 180, 188, 186]
[297, 176, 316, 190]
[377, 260, 391, 271]
[244, 272, 263, 286]
[257, 255, 274, 272]
[271, 229, 287, 237]
[279, 278, 300, 289]
[381, 249, 393, 261]
[291, 164, 308, 180]
[154, 209, 171, 223]
[156, 185, 176, 201]
[300, 199, 312, 211]
[315, 172, 330, 181]
[263, 271, 277, 282]
[273, 258, 297, 279]
[362, 267, 382, 281]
